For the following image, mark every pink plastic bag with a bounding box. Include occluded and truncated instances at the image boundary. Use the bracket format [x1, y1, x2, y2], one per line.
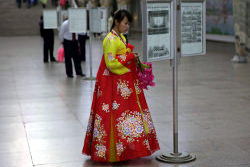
[57, 47, 64, 62]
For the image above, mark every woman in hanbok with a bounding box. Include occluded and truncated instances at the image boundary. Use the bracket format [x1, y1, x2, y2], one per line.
[82, 10, 160, 162]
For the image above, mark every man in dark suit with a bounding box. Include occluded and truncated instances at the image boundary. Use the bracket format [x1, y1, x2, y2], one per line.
[39, 16, 56, 63]
[59, 19, 85, 78]
[78, 32, 88, 62]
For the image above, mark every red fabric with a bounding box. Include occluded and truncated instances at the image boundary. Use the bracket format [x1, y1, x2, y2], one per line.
[82, 44, 160, 162]
[116, 52, 134, 67]
[127, 43, 135, 52]
[115, 42, 135, 67]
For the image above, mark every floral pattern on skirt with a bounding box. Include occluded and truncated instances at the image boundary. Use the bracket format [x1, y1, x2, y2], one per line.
[82, 55, 160, 162]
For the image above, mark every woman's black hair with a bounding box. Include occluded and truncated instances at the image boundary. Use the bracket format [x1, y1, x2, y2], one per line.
[110, 9, 133, 32]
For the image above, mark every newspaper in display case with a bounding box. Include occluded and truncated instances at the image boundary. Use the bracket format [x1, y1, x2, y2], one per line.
[147, 2, 172, 61]
[91, 8, 108, 33]
[68, 8, 87, 33]
[181, 2, 205, 56]
[43, 10, 58, 29]
[99, 8, 108, 33]
[91, 8, 100, 33]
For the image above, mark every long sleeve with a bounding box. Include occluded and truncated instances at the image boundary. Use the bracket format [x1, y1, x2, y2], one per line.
[103, 35, 135, 75]
[59, 21, 66, 42]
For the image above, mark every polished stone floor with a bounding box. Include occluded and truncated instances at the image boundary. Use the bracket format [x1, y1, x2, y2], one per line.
[0, 36, 249, 167]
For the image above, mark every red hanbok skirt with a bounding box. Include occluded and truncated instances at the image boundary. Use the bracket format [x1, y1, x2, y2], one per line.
[82, 56, 160, 162]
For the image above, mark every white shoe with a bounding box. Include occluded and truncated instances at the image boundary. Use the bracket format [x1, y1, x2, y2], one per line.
[231, 55, 248, 63]
[231, 55, 240, 62]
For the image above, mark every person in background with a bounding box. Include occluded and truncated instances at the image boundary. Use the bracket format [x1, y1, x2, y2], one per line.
[41, 0, 47, 8]
[51, 0, 58, 6]
[16, 0, 22, 8]
[78, 32, 88, 62]
[231, 0, 249, 63]
[16, 0, 31, 8]
[31, 0, 38, 6]
[27, 0, 31, 8]
[39, 16, 56, 63]
[59, 19, 85, 78]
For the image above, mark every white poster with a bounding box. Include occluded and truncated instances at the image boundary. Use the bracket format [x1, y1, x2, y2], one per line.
[99, 8, 108, 33]
[181, 3, 203, 56]
[91, 8, 101, 33]
[68, 8, 87, 33]
[43, 10, 57, 29]
[91, 8, 108, 33]
[147, 2, 171, 61]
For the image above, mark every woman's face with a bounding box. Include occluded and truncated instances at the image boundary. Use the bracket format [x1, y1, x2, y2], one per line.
[116, 16, 130, 34]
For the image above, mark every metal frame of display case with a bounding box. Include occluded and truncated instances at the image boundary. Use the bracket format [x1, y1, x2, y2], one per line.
[142, 0, 207, 163]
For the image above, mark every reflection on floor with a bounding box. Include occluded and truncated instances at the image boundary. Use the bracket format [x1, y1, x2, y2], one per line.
[0, 36, 249, 167]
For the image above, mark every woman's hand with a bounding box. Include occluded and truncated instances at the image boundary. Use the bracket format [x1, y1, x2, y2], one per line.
[133, 52, 140, 67]
[134, 53, 140, 64]
[134, 52, 140, 58]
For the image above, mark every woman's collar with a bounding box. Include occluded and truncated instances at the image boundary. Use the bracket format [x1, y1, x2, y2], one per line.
[112, 29, 121, 36]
